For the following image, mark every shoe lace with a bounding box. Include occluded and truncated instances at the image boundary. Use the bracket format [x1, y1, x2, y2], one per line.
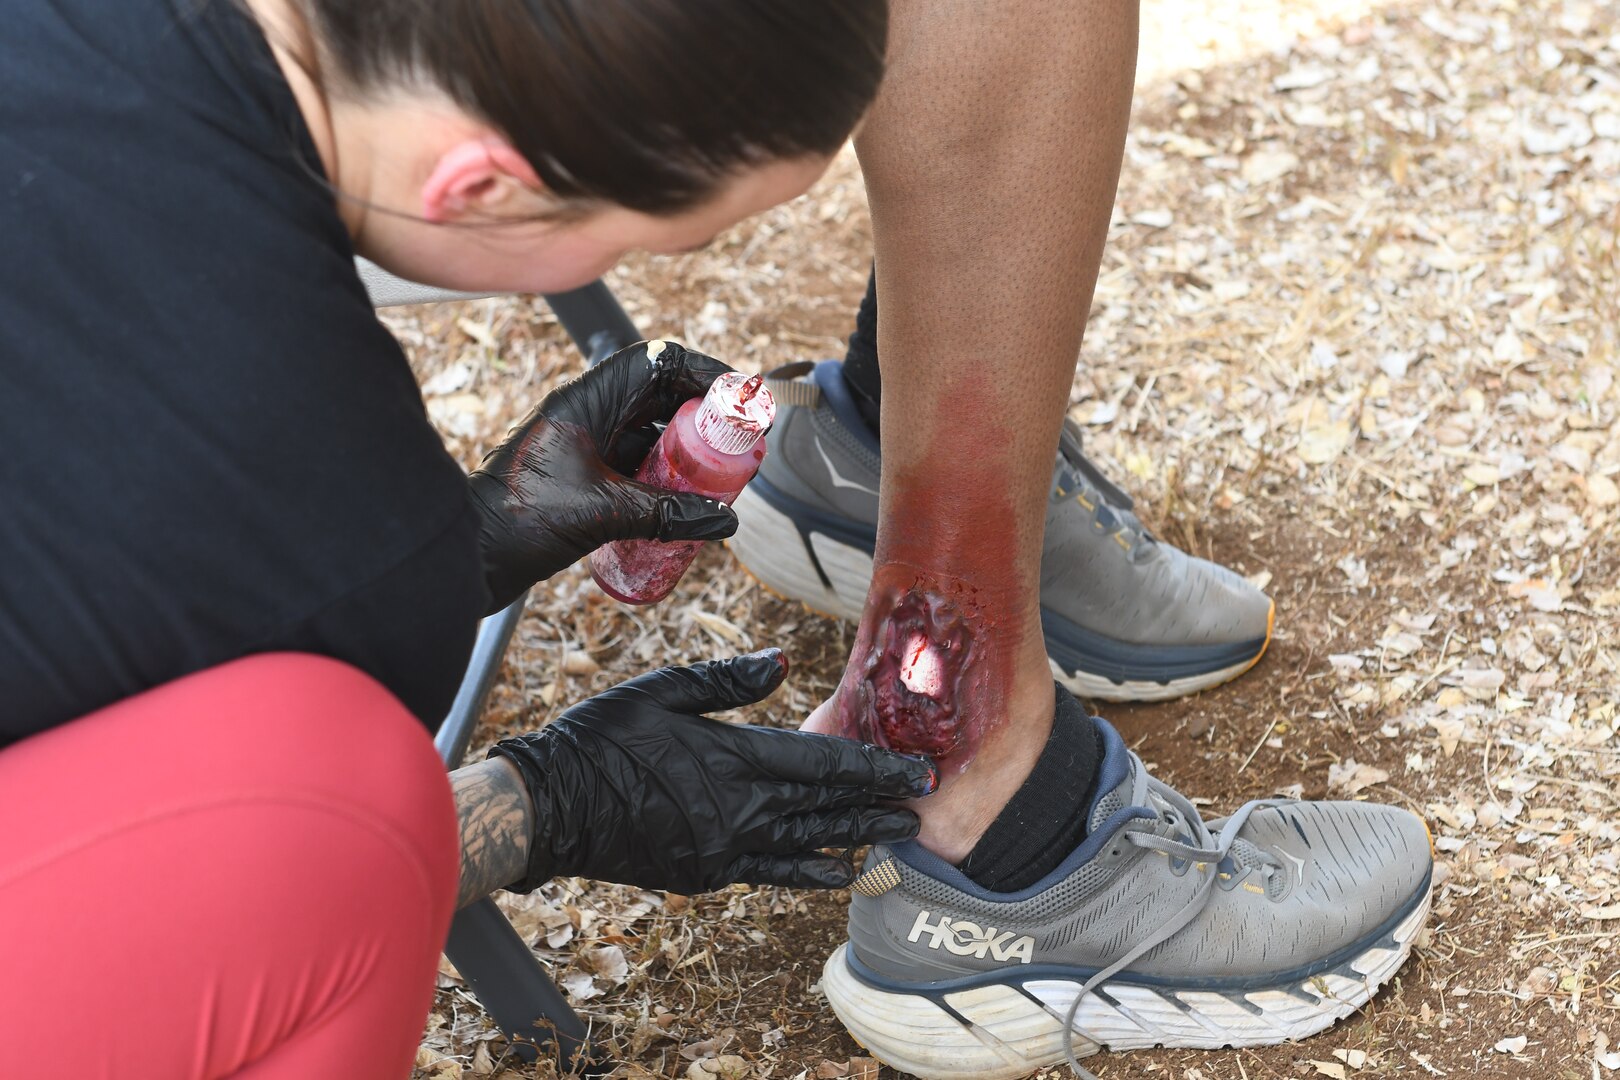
[1054, 423, 1156, 562]
[1062, 754, 1290, 1079]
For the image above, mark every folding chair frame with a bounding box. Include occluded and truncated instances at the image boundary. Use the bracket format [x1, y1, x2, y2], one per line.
[366, 262, 640, 1075]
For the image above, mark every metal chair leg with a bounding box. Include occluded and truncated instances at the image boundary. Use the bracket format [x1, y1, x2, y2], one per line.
[444, 898, 597, 1073]
[420, 278, 641, 1074]
[541, 282, 642, 366]
[360, 262, 643, 369]
[438, 596, 607, 1071]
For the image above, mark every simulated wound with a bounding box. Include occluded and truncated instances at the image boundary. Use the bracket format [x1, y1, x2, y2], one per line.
[851, 590, 976, 759]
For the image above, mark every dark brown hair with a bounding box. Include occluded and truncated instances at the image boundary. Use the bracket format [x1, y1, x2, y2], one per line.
[299, 0, 888, 216]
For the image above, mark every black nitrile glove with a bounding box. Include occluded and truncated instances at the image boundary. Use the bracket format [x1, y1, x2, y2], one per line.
[489, 650, 938, 894]
[467, 340, 739, 613]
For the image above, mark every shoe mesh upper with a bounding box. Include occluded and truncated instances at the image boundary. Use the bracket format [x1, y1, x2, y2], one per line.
[1087, 784, 1129, 833]
[739, 362, 1275, 660]
[890, 843, 1125, 925]
[811, 398, 882, 479]
[847, 721, 1432, 987]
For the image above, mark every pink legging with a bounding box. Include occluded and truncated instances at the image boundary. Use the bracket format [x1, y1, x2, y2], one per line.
[0, 654, 460, 1080]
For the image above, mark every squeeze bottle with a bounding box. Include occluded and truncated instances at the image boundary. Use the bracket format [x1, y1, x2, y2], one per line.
[590, 371, 776, 604]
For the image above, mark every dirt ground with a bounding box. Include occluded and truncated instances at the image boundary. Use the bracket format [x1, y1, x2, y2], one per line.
[399, 0, 1620, 1077]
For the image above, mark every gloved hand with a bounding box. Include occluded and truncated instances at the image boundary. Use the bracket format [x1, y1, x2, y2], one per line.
[468, 340, 739, 613]
[489, 650, 938, 894]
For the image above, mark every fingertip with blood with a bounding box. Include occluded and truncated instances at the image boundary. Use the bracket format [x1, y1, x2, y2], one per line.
[907, 756, 940, 797]
[744, 647, 789, 684]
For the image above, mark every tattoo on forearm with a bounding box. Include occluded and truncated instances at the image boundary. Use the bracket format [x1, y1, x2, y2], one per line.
[450, 757, 535, 909]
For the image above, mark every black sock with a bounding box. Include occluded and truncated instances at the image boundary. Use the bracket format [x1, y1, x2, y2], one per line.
[958, 687, 1104, 893]
[841, 267, 882, 434]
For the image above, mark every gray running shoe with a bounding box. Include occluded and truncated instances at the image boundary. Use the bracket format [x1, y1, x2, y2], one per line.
[821, 716, 1433, 1080]
[728, 361, 1275, 701]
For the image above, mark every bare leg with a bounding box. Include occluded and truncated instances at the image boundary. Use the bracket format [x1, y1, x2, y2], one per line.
[807, 0, 1139, 861]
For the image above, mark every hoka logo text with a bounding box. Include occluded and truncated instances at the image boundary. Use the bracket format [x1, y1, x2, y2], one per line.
[907, 910, 1035, 964]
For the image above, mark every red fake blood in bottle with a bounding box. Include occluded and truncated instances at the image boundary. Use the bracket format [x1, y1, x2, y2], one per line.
[590, 372, 775, 604]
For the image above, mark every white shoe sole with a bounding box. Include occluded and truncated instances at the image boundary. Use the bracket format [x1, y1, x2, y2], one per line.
[1048, 657, 1260, 703]
[731, 486, 1269, 702]
[729, 486, 873, 624]
[820, 887, 1430, 1080]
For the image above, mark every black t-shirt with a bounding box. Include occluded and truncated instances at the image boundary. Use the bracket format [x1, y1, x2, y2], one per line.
[0, 0, 491, 746]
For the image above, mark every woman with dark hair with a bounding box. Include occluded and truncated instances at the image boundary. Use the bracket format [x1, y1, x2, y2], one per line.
[3, 0, 1427, 1074]
[0, 0, 933, 1075]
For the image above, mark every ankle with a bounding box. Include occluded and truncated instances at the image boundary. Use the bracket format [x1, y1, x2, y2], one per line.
[911, 667, 1054, 862]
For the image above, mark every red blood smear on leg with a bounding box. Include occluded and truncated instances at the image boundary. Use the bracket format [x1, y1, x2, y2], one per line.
[826, 371, 1037, 777]
[843, 587, 978, 761]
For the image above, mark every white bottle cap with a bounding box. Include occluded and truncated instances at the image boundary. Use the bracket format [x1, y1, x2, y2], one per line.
[694, 373, 777, 455]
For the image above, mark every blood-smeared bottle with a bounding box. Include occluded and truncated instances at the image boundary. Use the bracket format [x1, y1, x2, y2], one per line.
[590, 370, 776, 604]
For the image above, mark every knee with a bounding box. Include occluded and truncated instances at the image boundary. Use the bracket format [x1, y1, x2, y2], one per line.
[123, 653, 460, 911]
[207, 652, 444, 773]
[216, 653, 457, 867]
[1, 652, 462, 981]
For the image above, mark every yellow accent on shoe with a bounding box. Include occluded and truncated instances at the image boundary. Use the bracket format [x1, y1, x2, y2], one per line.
[851, 857, 902, 897]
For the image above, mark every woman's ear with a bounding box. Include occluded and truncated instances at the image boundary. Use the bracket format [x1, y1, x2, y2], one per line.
[421, 138, 543, 223]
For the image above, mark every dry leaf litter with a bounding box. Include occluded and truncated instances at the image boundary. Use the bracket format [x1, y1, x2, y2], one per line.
[402, 0, 1618, 1075]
